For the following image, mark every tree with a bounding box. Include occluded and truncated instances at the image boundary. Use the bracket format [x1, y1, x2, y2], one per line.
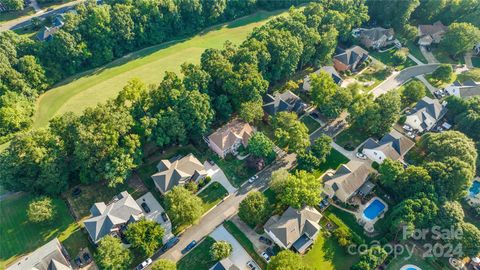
[95, 235, 132, 270]
[164, 186, 203, 227]
[213, 95, 233, 121]
[27, 197, 55, 223]
[296, 151, 320, 172]
[247, 132, 275, 161]
[378, 158, 404, 188]
[269, 250, 308, 270]
[366, 0, 419, 30]
[271, 170, 321, 209]
[352, 246, 388, 270]
[210, 241, 232, 260]
[397, 165, 435, 199]
[0, 91, 34, 137]
[432, 64, 454, 83]
[272, 112, 310, 153]
[441, 23, 480, 58]
[426, 157, 474, 200]
[125, 219, 164, 256]
[151, 259, 176, 270]
[450, 222, 480, 257]
[238, 191, 270, 227]
[311, 135, 332, 162]
[333, 227, 353, 247]
[401, 80, 426, 106]
[439, 201, 464, 227]
[239, 100, 264, 124]
[388, 197, 439, 234]
[2, 0, 24, 10]
[310, 70, 338, 118]
[392, 48, 409, 65]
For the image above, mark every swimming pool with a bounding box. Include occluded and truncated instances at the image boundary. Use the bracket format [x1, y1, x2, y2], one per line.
[400, 264, 422, 270]
[470, 181, 480, 197]
[363, 199, 386, 221]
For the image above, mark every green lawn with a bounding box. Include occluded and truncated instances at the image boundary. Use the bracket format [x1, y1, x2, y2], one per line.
[0, 193, 90, 269]
[456, 68, 480, 83]
[405, 41, 427, 64]
[324, 207, 378, 242]
[32, 9, 289, 128]
[210, 154, 256, 187]
[317, 149, 349, 173]
[0, 7, 34, 22]
[369, 49, 416, 70]
[386, 250, 441, 270]
[177, 236, 217, 270]
[223, 220, 267, 270]
[302, 233, 359, 270]
[198, 182, 228, 213]
[431, 48, 464, 65]
[334, 125, 370, 151]
[357, 61, 393, 91]
[301, 115, 321, 134]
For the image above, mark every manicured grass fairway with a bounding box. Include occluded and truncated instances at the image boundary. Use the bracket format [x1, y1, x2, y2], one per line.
[198, 182, 228, 213]
[0, 193, 90, 269]
[177, 236, 217, 270]
[33, 9, 287, 128]
[301, 115, 321, 134]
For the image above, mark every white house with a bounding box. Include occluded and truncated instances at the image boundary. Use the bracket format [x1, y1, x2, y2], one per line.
[362, 130, 415, 164]
[445, 80, 480, 100]
[405, 97, 447, 133]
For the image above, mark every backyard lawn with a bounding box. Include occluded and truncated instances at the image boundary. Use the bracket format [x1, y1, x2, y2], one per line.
[386, 250, 440, 270]
[210, 154, 256, 187]
[0, 7, 34, 22]
[33, 9, 289, 128]
[369, 49, 416, 70]
[431, 48, 464, 65]
[357, 61, 393, 92]
[335, 125, 370, 150]
[177, 236, 217, 270]
[405, 41, 427, 64]
[0, 193, 90, 269]
[302, 233, 359, 270]
[198, 182, 228, 213]
[301, 115, 321, 134]
[317, 149, 349, 173]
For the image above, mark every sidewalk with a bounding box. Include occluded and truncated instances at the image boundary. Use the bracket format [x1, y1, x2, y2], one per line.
[416, 75, 437, 96]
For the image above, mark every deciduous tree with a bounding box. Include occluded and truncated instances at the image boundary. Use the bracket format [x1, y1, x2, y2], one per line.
[125, 219, 164, 256]
[27, 197, 55, 223]
[164, 186, 203, 227]
[210, 241, 232, 260]
[96, 235, 132, 270]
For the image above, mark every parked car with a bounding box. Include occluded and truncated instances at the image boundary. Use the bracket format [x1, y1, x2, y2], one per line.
[141, 202, 151, 213]
[46, 7, 54, 11]
[259, 236, 272, 246]
[74, 257, 84, 267]
[262, 251, 271, 263]
[406, 131, 416, 139]
[161, 212, 169, 222]
[181, 240, 197, 254]
[247, 260, 259, 270]
[161, 236, 179, 252]
[135, 258, 152, 270]
[248, 175, 258, 183]
[402, 125, 413, 132]
[355, 152, 367, 160]
[82, 252, 91, 263]
[71, 187, 82, 197]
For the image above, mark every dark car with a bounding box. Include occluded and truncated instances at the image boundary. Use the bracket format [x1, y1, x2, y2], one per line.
[141, 202, 151, 213]
[74, 257, 83, 267]
[161, 212, 169, 222]
[82, 252, 91, 263]
[259, 236, 272, 246]
[71, 187, 81, 197]
[181, 240, 197, 254]
[161, 236, 179, 252]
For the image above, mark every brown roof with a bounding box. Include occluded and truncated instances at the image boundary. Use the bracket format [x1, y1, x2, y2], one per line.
[323, 160, 372, 198]
[418, 21, 447, 37]
[208, 119, 254, 151]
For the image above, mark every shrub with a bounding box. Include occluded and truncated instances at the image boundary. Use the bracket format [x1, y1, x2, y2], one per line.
[372, 161, 380, 170]
[27, 197, 55, 223]
[432, 64, 454, 82]
[210, 241, 232, 260]
[185, 181, 199, 193]
[398, 115, 406, 124]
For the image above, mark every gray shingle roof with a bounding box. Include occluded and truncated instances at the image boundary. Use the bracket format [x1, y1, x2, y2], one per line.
[334, 46, 369, 67]
[6, 238, 72, 270]
[360, 27, 394, 42]
[262, 90, 305, 116]
[323, 160, 372, 199]
[364, 130, 415, 160]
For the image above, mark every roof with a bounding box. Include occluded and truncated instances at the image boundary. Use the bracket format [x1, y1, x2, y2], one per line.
[262, 90, 305, 115]
[363, 130, 415, 160]
[334, 46, 369, 66]
[359, 27, 394, 42]
[303, 66, 343, 90]
[448, 80, 480, 99]
[265, 206, 321, 248]
[151, 154, 207, 193]
[84, 191, 143, 243]
[6, 238, 72, 270]
[208, 119, 254, 151]
[37, 26, 60, 41]
[418, 21, 447, 37]
[210, 258, 240, 270]
[323, 160, 372, 199]
[358, 181, 375, 196]
[411, 96, 446, 121]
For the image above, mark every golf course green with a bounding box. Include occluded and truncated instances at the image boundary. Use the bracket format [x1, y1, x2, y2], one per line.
[32, 9, 287, 128]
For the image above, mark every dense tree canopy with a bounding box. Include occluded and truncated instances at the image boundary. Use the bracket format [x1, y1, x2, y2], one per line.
[271, 170, 321, 209]
[238, 191, 270, 227]
[164, 186, 203, 227]
[125, 219, 164, 256]
[441, 23, 480, 57]
[95, 235, 132, 270]
[272, 112, 310, 153]
[247, 132, 276, 161]
[401, 80, 426, 106]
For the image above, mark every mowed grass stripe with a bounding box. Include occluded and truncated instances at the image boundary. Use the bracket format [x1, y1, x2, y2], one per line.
[33, 9, 287, 128]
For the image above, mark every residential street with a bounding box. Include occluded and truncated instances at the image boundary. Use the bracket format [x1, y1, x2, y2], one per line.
[154, 153, 297, 262]
[371, 64, 440, 98]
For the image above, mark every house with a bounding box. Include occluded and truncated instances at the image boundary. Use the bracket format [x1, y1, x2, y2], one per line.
[262, 90, 307, 116]
[405, 97, 447, 133]
[359, 27, 395, 49]
[7, 238, 72, 270]
[207, 119, 254, 158]
[83, 191, 143, 244]
[264, 206, 322, 254]
[418, 21, 448, 46]
[209, 258, 240, 270]
[303, 66, 343, 91]
[362, 130, 415, 164]
[474, 43, 480, 55]
[37, 26, 60, 41]
[151, 154, 207, 194]
[333, 46, 369, 72]
[445, 80, 480, 100]
[323, 160, 372, 203]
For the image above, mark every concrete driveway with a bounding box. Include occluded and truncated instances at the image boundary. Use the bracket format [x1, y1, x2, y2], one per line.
[136, 192, 174, 244]
[204, 162, 237, 194]
[210, 225, 254, 269]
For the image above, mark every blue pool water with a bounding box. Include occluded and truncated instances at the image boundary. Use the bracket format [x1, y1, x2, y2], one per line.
[470, 181, 480, 196]
[363, 199, 386, 221]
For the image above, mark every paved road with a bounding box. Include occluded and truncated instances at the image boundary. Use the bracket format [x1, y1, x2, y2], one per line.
[154, 153, 296, 262]
[0, 0, 83, 31]
[371, 64, 440, 98]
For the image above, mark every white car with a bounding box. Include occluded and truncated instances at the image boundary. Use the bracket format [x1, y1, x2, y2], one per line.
[262, 251, 271, 263]
[247, 260, 259, 270]
[135, 258, 152, 270]
[402, 125, 413, 132]
[406, 131, 416, 139]
[355, 152, 367, 160]
[248, 175, 259, 183]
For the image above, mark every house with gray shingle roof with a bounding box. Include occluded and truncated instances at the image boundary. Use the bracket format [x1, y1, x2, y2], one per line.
[333, 46, 369, 72]
[359, 27, 394, 49]
[323, 160, 372, 203]
[262, 90, 306, 116]
[362, 130, 415, 164]
[7, 238, 72, 270]
[264, 206, 321, 254]
[303, 66, 343, 91]
[445, 80, 480, 100]
[83, 191, 143, 244]
[405, 97, 447, 133]
[151, 153, 207, 194]
[418, 21, 448, 46]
